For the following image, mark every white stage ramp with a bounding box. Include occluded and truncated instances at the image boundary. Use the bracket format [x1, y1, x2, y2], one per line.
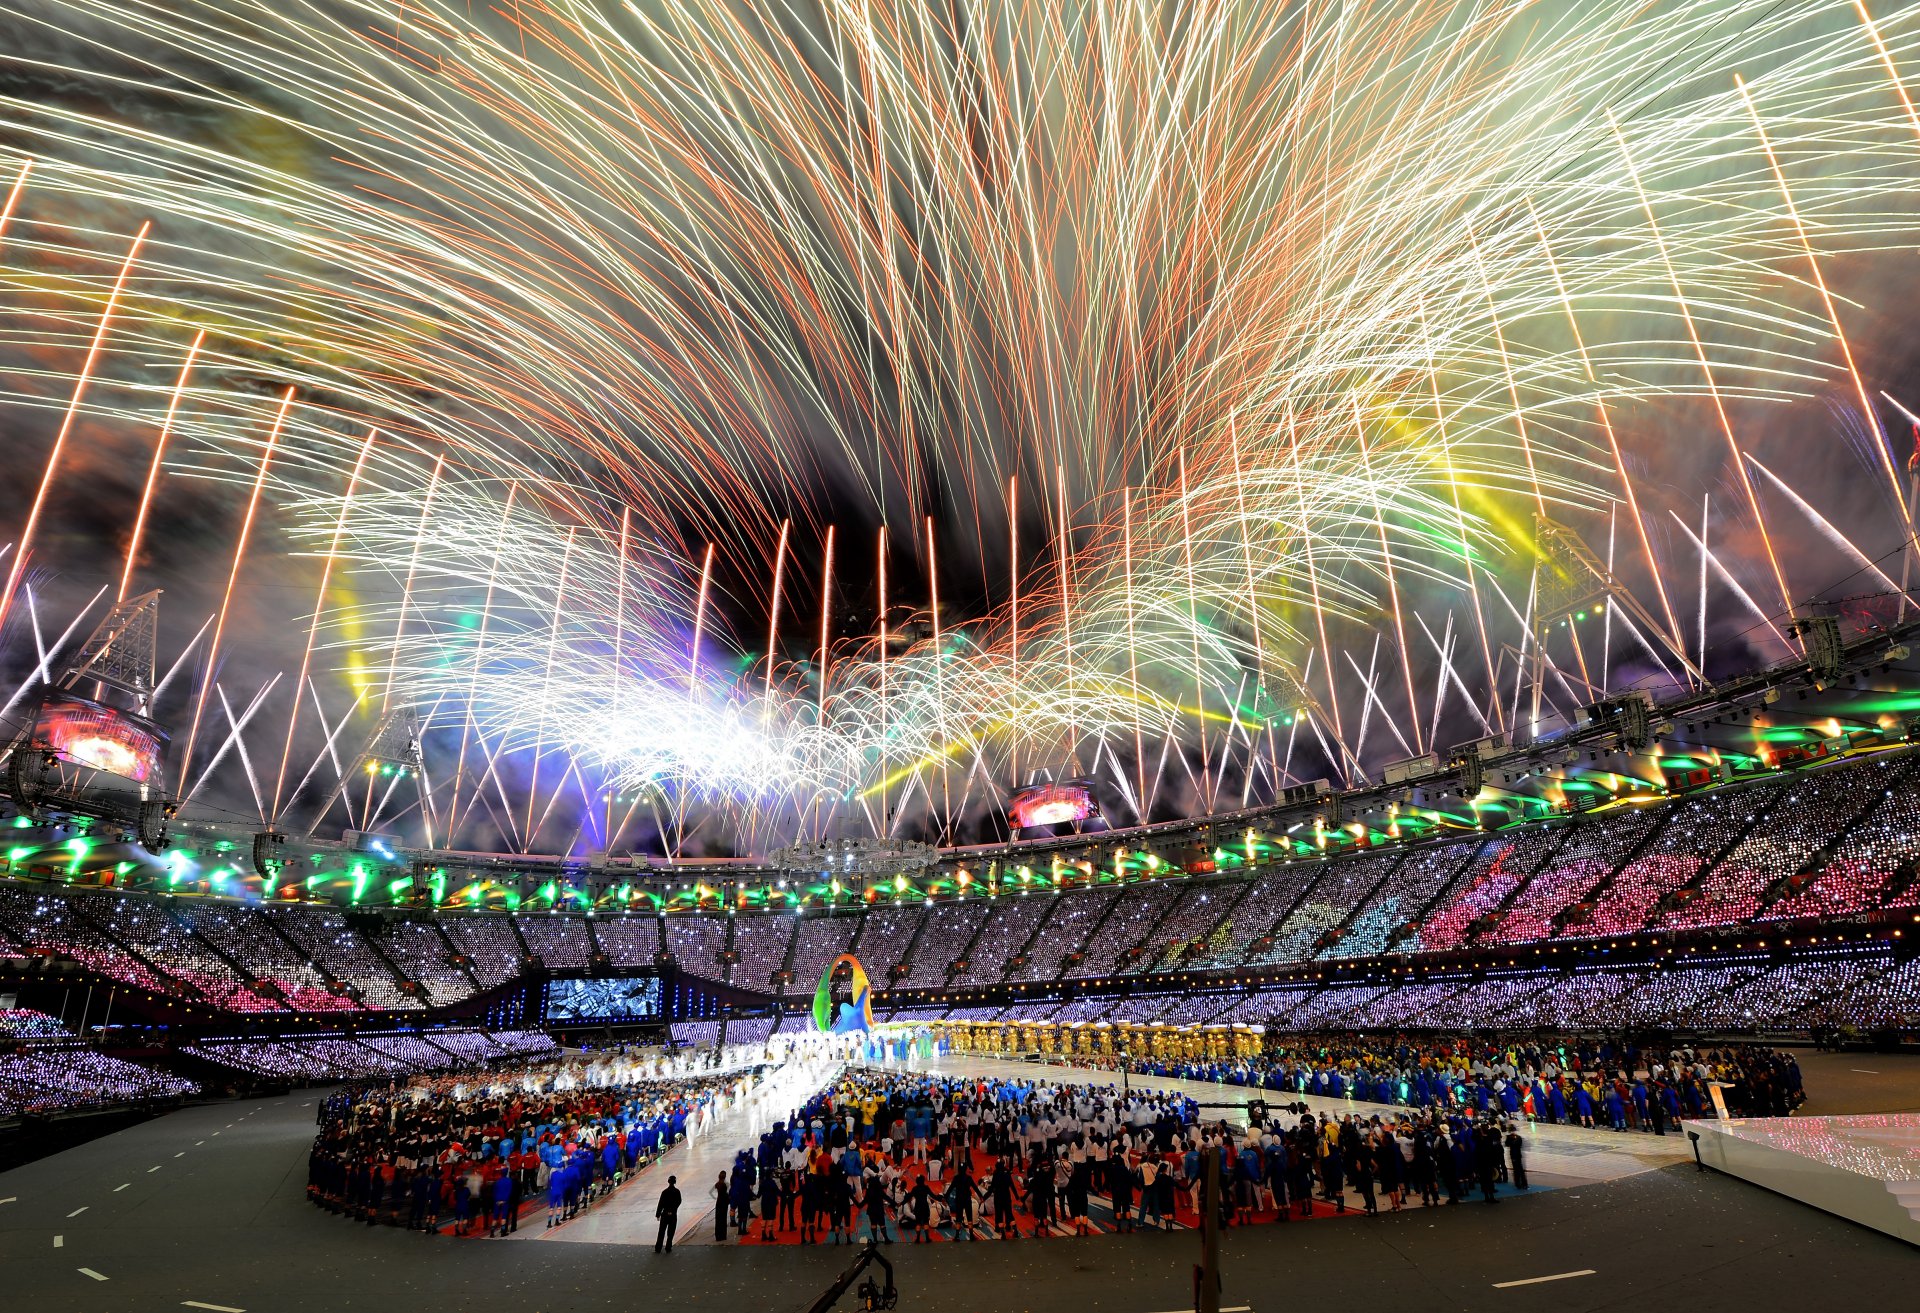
[1685, 1114, 1920, 1246]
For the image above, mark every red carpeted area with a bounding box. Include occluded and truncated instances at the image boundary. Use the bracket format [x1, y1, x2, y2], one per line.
[727, 1146, 1419, 1246]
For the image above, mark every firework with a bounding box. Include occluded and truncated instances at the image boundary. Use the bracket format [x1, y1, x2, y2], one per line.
[0, 1, 1917, 854]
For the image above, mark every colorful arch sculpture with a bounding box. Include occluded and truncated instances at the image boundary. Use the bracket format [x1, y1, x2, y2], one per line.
[811, 953, 873, 1033]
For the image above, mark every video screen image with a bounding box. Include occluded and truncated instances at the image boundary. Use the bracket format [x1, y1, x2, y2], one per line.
[34, 695, 168, 784]
[1008, 779, 1095, 828]
[545, 976, 663, 1022]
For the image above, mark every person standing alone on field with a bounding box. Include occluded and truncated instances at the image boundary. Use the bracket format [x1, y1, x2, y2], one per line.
[655, 1175, 681, 1253]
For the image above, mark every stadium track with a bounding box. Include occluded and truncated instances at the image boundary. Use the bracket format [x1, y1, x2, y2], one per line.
[2, 1056, 1918, 1312]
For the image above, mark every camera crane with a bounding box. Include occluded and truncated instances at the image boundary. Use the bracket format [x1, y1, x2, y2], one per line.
[797, 1238, 896, 1313]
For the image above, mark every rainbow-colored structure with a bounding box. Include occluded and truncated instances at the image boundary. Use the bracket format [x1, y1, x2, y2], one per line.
[811, 954, 873, 1034]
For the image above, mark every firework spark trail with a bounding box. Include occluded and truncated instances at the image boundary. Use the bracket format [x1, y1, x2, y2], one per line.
[0, 222, 147, 638]
[0, 586, 104, 724]
[272, 426, 379, 825]
[119, 330, 204, 605]
[178, 386, 292, 787]
[0, 2, 1916, 848]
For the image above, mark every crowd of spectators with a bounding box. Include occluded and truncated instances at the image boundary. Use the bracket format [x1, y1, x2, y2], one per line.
[438, 918, 526, 989]
[519, 916, 594, 970]
[1133, 885, 1241, 974]
[1489, 808, 1662, 945]
[729, 913, 794, 990]
[885, 943, 1920, 1035]
[376, 919, 480, 1007]
[666, 916, 729, 977]
[1022, 887, 1120, 980]
[0, 886, 173, 993]
[896, 904, 990, 987]
[1200, 867, 1311, 967]
[1660, 766, 1883, 931]
[3, 749, 1920, 1029]
[671, 1020, 723, 1048]
[848, 906, 919, 984]
[183, 1030, 558, 1082]
[0, 1006, 72, 1039]
[1077, 885, 1176, 976]
[264, 905, 418, 1011]
[789, 916, 859, 992]
[950, 897, 1050, 985]
[0, 1045, 197, 1115]
[587, 915, 661, 969]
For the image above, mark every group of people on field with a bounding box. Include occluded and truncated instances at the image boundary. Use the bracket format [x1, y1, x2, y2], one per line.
[305, 1057, 748, 1236]
[1102, 1032, 1805, 1127]
[697, 1064, 1535, 1245]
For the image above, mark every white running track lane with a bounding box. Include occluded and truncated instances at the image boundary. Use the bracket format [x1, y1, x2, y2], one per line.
[1493, 1269, 1597, 1288]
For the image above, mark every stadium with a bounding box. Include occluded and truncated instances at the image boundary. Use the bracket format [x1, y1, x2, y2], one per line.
[2, 2, 1920, 1310]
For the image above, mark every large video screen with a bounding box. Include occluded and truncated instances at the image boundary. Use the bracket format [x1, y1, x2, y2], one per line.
[545, 976, 663, 1023]
[34, 695, 168, 784]
[1008, 779, 1095, 829]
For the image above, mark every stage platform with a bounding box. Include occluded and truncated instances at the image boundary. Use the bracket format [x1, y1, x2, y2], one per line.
[1686, 1114, 1920, 1246]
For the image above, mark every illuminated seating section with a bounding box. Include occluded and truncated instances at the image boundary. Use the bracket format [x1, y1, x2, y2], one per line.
[0, 886, 175, 993]
[356, 1033, 461, 1070]
[1048, 996, 1121, 1023]
[1483, 805, 1663, 944]
[1154, 991, 1242, 1026]
[485, 1029, 562, 1056]
[1314, 850, 1444, 962]
[1346, 978, 1472, 1028]
[1197, 865, 1314, 966]
[669, 1019, 721, 1047]
[437, 917, 524, 988]
[787, 913, 857, 989]
[374, 919, 477, 1006]
[181, 902, 349, 1012]
[0, 1045, 196, 1114]
[7, 751, 1920, 1027]
[1660, 760, 1908, 930]
[849, 905, 925, 983]
[423, 1030, 514, 1064]
[1831, 956, 1920, 1025]
[1131, 883, 1241, 974]
[0, 1006, 71, 1038]
[949, 894, 1050, 984]
[663, 915, 727, 976]
[898, 946, 1920, 1033]
[728, 912, 793, 988]
[725, 1016, 775, 1046]
[588, 915, 660, 968]
[1573, 784, 1785, 936]
[183, 1029, 556, 1081]
[1440, 971, 1560, 1026]
[1255, 893, 1347, 966]
[1076, 882, 1177, 975]
[517, 915, 594, 969]
[1276, 983, 1389, 1028]
[81, 892, 278, 1012]
[896, 901, 990, 986]
[1022, 887, 1120, 979]
[263, 905, 418, 1011]
[940, 1005, 1007, 1021]
[1414, 825, 1569, 952]
[1763, 765, 1920, 920]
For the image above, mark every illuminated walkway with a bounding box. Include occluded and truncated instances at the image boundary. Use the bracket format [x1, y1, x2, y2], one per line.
[523, 1054, 845, 1247]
